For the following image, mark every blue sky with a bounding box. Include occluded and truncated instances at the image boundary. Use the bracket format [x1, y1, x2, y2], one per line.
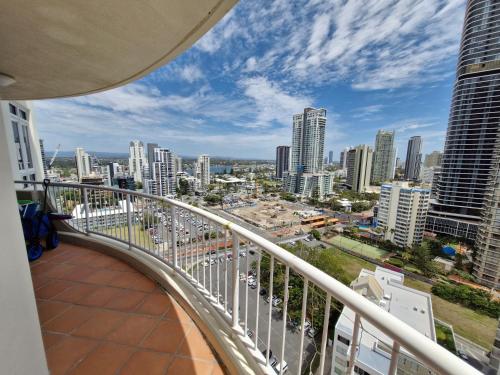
[34, 0, 465, 160]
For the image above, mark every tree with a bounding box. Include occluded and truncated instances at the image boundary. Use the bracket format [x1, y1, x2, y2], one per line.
[204, 194, 222, 206]
[135, 181, 143, 190]
[280, 192, 297, 202]
[309, 229, 321, 241]
[178, 178, 189, 196]
[412, 244, 437, 277]
[141, 212, 159, 229]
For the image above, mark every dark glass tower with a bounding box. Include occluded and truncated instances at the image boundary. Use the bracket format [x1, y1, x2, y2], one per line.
[427, 0, 500, 240]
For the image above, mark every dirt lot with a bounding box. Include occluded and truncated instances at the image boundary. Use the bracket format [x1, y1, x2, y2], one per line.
[230, 199, 304, 233]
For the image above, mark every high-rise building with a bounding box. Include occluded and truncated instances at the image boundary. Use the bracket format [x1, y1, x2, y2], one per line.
[346, 145, 373, 193]
[371, 130, 396, 184]
[174, 155, 182, 174]
[332, 267, 436, 375]
[286, 108, 334, 198]
[39, 139, 48, 178]
[1, 101, 44, 187]
[107, 162, 121, 179]
[149, 148, 176, 197]
[404, 136, 422, 181]
[339, 147, 351, 170]
[146, 142, 158, 172]
[290, 107, 326, 174]
[423, 151, 443, 168]
[328, 150, 333, 164]
[473, 139, 500, 288]
[427, 0, 500, 242]
[196, 154, 210, 188]
[275, 145, 290, 179]
[377, 182, 431, 248]
[128, 140, 146, 183]
[75, 147, 91, 181]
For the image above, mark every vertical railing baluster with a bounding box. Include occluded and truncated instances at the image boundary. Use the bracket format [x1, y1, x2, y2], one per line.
[279, 266, 290, 375]
[231, 231, 240, 330]
[216, 225, 220, 303]
[254, 250, 261, 350]
[388, 342, 400, 375]
[347, 313, 361, 375]
[244, 241, 249, 333]
[196, 215, 200, 284]
[208, 222, 213, 298]
[126, 193, 132, 249]
[224, 229, 228, 312]
[298, 279, 309, 375]
[82, 187, 90, 234]
[266, 255, 274, 366]
[202, 217, 206, 289]
[171, 205, 177, 270]
[319, 294, 331, 374]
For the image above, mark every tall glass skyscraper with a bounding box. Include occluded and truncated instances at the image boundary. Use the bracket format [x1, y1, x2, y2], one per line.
[427, 0, 500, 242]
[371, 130, 396, 184]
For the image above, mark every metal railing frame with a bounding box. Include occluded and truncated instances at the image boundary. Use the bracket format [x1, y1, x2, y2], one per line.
[16, 181, 481, 375]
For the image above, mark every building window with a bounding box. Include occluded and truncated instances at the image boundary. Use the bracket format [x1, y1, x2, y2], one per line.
[337, 335, 350, 346]
[21, 125, 33, 168]
[11, 121, 24, 170]
[19, 109, 27, 120]
[9, 103, 17, 115]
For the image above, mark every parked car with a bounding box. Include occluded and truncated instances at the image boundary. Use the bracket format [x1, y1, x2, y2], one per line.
[307, 327, 317, 338]
[260, 288, 267, 296]
[274, 361, 288, 374]
[246, 329, 253, 338]
[457, 350, 469, 361]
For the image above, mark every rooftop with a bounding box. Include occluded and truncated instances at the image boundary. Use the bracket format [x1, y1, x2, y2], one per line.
[336, 267, 435, 374]
[32, 242, 225, 375]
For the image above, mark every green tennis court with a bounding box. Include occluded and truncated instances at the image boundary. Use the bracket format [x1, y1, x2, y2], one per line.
[329, 236, 388, 259]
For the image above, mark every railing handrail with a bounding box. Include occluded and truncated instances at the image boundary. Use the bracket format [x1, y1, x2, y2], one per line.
[17, 180, 481, 375]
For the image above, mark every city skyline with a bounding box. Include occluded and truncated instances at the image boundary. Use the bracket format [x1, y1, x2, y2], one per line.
[33, 0, 466, 159]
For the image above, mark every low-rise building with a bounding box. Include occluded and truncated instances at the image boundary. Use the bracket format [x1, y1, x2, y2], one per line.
[332, 267, 436, 375]
[377, 182, 431, 248]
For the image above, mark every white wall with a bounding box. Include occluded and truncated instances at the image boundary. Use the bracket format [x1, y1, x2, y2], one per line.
[0, 103, 48, 374]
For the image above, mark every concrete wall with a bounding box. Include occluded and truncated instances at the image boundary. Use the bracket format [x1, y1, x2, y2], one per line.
[0, 112, 48, 374]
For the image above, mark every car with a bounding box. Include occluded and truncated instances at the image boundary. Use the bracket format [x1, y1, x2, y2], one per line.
[259, 288, 267, 296]
[249, 249, 255, 255]
[307, 327, 317, 338]
[250, 283, 257, 289]
[264, 296, 270, 303]
[246, 329, 253, 338]
[272, 298, 282, 307]
[457, 350, 469, 361]
[273, 361, 288, 374]
[240, 251, 246, 257]
[269, 355, 278, 368]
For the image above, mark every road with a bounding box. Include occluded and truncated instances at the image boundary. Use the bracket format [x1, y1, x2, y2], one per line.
[455, 334, 492, 374]
[190, 248, 320, 374]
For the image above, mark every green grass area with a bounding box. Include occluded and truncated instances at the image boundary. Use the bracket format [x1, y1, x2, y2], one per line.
[327, 248, 376, 282]
[435, 321, 456, 353]
[405, 278, 496, 349]
[328, 236, 388, 259]
[102, 224, 155, 249]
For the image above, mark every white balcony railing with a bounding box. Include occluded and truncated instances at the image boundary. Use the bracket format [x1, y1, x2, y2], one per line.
[18, 181, 481, 375]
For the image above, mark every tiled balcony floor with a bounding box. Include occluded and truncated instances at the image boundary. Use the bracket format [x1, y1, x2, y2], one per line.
[30, 242, 225, 375]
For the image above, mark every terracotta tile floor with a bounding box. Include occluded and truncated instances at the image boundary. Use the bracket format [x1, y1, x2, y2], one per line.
[30, 242, 225, 375]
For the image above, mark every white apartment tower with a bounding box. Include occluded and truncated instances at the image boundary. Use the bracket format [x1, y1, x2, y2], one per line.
[332, 267, 436, 375]
[196, 154, 210, 188]
[75, 147, 91, 181]
[286, 107, 334, 198]
[1, 101, 44, 187]
[290, 107, 326, 174]
[377, 182, 431, 248]
[346, 145, 373, 193]
[149, 148, 176, 197]
[371, 130, 396, 184]
[128, 140, 146, 183]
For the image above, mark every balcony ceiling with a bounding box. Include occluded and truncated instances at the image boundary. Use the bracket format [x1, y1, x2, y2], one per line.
[0, 0, 235, 100]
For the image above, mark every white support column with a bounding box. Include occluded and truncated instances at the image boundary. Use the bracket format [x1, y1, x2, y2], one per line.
[0, 117, 48, 374]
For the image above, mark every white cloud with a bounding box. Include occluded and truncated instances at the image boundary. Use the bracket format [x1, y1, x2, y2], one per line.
[239, 76, 312, 127]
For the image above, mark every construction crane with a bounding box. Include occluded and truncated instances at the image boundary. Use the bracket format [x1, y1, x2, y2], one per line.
[48, 144, 61, 169]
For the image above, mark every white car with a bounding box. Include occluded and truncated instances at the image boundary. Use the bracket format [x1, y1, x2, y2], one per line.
[274, 361, 288, 374]
[307, 327, 317, 338]
[272, 298, 282, 307]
